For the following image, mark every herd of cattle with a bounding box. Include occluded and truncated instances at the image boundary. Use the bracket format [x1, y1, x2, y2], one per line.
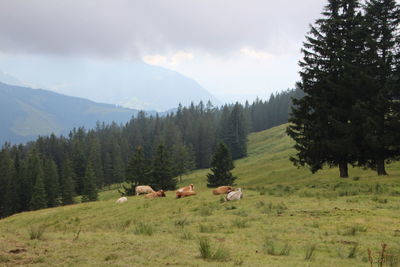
[115, 184, 243, 203]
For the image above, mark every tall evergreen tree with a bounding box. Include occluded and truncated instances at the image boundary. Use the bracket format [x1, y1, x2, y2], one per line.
[150, 144, 176, 190]
[359, 0, 400, 175]
[60, 158, 76, 205]
[43, 158, 60, 207]
[287, 0, 365, 178]
[0, 148, 15, 217]
[207, 142, 237, 187]
[81, 162, 98, 202]
[29, 163, 47, 211]
[121, 146, 150, 196]
[222, 103, 248, 159]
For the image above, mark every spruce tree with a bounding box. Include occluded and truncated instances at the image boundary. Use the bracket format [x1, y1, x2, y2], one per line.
[29, 164, 47, 211]
[0, 148, 15, 217]
[359, 0, 400, 175]
[81, 162, 98, 202]
[121, 146, 150, 195]
[287, 0, 365, 178]
[150, 144, 176, 190]
[61, 158, 75, 205]
[207, 142, 237, 187]
[43, 158, 60, 207]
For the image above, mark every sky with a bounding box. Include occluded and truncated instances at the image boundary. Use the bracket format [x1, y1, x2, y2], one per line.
[0, 0, 329, 103]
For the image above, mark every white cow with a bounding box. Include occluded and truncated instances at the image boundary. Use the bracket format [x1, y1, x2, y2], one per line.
[135, 185, 155, 196]
[225, 188, 243, 201]
[116, 197, 128, 203]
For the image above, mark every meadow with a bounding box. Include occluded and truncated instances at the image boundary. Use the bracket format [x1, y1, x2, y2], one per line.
[1, 124, 400, 266]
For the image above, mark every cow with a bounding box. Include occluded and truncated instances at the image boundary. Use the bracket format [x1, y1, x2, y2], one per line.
[176, 191, 196, 199]
[212, 186, 233, 195]
[116, 197, 128, 203]
[225, 188, 243, 201]
[145, 190, 166, 199]
[135, 185, 155, 196]
[177, 184, 194, 193]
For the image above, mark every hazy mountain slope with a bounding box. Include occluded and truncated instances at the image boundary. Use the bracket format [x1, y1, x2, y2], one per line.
[0, 82, 139, 144]
[1, 125, 400, 266]
[0, 60, 220, 111]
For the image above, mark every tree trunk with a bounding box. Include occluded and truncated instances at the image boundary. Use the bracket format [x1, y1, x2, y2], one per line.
[339, 162, 348, 178]
[376, 159, 387, 176]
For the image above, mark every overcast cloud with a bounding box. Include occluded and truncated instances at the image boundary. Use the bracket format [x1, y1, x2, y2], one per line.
[0, 0, 334, 103]
[0, 0, 326, 57]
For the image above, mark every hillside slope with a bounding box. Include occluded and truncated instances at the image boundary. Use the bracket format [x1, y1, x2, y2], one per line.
[1, 125, 400, 266]
[0, 82, 140, 144]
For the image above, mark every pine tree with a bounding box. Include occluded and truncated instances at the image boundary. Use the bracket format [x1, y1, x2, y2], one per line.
[29, 163, 47, 211]
[171, 144, 196, 182]
[223, 103, 248, 159]
[60, 158, 75, 205]
[0, 148, 15, 217]
[359, 0, 400, 175]
[121, 146, 150, 195]
[150, 144, 176, 190]
[287, 0, 365, 178]
[43, 158, 60, 207]
[207, 142, 237, 187]
[81, 162, 98, 202]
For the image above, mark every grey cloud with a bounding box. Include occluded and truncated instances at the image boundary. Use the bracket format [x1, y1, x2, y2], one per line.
[0, 0, 326, 58]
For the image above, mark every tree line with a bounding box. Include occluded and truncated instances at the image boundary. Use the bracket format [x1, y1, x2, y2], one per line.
[0, 89, 300, 218]
[287, 0, 400, 178]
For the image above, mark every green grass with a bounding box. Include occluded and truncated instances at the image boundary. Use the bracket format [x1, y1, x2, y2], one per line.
[1, 124, 400, 266]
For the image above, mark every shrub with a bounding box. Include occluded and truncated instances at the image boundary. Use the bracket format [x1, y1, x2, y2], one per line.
[104, 254, 118, 261]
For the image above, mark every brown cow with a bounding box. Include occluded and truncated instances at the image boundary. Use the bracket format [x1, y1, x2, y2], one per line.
[212, 186, 233, 195]
[145, 190, 166, 199]
[176, 191, 196, 199]
[177, 184, 194, 193]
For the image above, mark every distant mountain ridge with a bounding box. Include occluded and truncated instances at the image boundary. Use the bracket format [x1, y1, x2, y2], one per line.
[0, 60, 220, 111]
[0, 82, 144, 144]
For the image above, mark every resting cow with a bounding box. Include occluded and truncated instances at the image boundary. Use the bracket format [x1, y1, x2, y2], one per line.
[135, 185, 155, 196]
[176, 191, 196, 199]
[177, 184, 194, 193]
[212, 186, 233, 195]
[116, 197, 128, 203]
[225, 188, 243, 201]
[145, 190, 166, 199]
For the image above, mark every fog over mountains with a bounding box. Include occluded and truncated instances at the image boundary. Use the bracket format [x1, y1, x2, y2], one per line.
[0, 60, 220, 111]
[0, 82, 142, 144]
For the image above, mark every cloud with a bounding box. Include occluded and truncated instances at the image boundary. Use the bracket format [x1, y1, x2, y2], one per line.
[143, 51, 193, 66]
[0, 0, 326, 58]
[240, 47, 274, 61]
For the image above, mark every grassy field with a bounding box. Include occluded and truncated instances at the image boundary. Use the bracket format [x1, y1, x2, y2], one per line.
[1, 124, 400, 266]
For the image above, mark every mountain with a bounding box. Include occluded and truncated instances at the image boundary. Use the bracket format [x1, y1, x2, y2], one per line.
[0, 60, 220, 111]
[0, 82, 143, 144]
[1, 124, 399, 266]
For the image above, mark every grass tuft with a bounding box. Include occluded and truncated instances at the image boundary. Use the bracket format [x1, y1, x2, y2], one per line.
[134, 222, 154, 236]
[28, 224, 47, 240]
[263, 238, 291, 256]
[305, 244, 317, 261]
[198, 237, 229, 261]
